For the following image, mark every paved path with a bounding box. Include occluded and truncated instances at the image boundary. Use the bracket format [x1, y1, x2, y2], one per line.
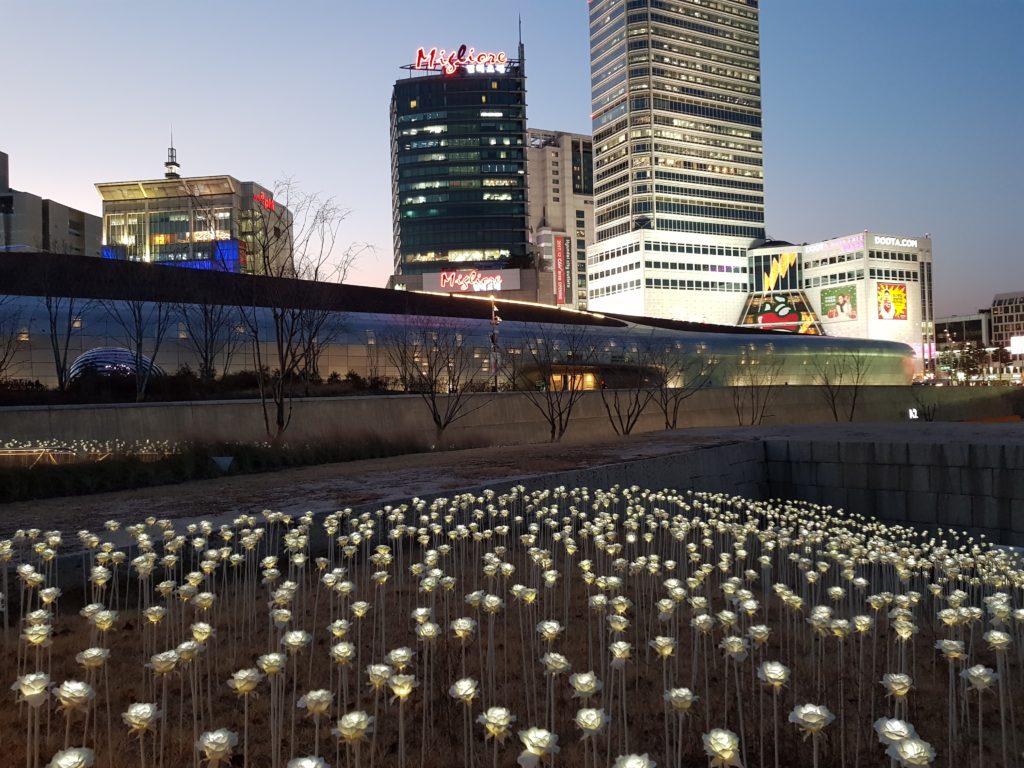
[1, 421, 1020, 537]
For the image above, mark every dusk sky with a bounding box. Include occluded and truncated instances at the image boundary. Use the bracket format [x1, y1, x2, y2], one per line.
[4, 0, 1021, 317]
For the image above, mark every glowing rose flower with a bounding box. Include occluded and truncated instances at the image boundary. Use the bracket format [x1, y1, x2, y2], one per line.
[22, 623, 52, 647]
[650, 636, 676, 658]
[747, 625, 771, 646]
[720, 636, 749, 662]
[482, 594, 504, 614]
[122, 703, 161, 734]
[609, 641, 632, 668]
[191, 622, 214, 643]
[281, 630, 312, 654]
[881, 673, 913, 699]
[271, 609, 292, 628]
[960, 664, 997, 691]
[664, 687, 697, 713]
[366, 664, 393, 692]
[12, 672, 50, 707]
[540, 652, 571, 676]
[935, 639, 965, 660]
[388, 673, 417, 702]
[574, 707, 610, 738]
[91, 610, 117, 632]
[330, 642, 355, 666]
[829, 619, 852, 640]
[286, 757, 328, 768]
[144, 606, 166, 625]
[789, 703, 835, 735]
[518, 727, 560, 766]
[873, 718, 919, 746]
[148, 650, 179, 675]
[415, 622, 440, 641]
[191, 592, 216, 611]
[387, 647, 414, 671]
[449, 678, 478, 705]
[55, 680, 95, 712]
[39, 587, 62, 606]
[196, 728, 238, 766]
[327, 619, 350, 638]
[853, 615, 874, 634]
[537, 620, 563, 643]
[75, 648, 109, 670]
[607, 614, 630, 633]
[478, 706, 516, 741]
[298, 689, 333, 718]
[691, 614, 714, 634]
[983, 630, 1012, 652]
[257, 653, 287, 676]
[227, 668, 264, 696]
[885, 737, 935, 766]
[350, 601, 370, 618]
[451, 618, 477, 641]
[702, 728, 742, 767]
[892, 620, 917, 642]
[333, 710, 373, 743]
[46, 747, 95, 768]
[758, 661, 790, 690]
[569, 671, 602, 699]
[612, 755, 656, 768]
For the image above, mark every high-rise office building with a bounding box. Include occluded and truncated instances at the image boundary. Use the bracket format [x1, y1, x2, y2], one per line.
[587, 0, 764, 323]
[1, 150, 101, 257]
[526, 129, 594, 308]
[389, 42, 534, 299]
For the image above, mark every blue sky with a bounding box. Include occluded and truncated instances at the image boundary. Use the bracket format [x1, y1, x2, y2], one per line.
[3, 0, 1021, 316]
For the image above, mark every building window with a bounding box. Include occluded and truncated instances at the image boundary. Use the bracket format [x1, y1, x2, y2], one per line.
[17, 328, 30, 342]
[409, 100, 417, 109]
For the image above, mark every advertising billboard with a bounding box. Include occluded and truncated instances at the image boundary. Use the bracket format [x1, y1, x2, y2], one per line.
[752, 251, 800, 292]
[554, 236, 566, 305]
[820, 286, 858, 322]
[738, 292, 822, 334]
[876, 282, 907, 320]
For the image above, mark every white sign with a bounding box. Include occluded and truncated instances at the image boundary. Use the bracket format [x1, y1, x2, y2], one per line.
[873, 236, 918, 248]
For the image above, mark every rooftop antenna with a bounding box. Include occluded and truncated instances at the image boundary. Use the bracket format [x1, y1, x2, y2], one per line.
[518, 14, 525, 75]
[164, 127, 180, 179]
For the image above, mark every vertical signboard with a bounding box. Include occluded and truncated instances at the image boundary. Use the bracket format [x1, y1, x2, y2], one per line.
[554, 235, 566, 305]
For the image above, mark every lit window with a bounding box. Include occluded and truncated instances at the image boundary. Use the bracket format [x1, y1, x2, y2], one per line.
[17, 328, 30, 342]
[409, 99, 417, 108]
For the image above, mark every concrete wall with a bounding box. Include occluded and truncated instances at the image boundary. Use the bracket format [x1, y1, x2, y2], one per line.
[1, 385, 1019, 448]
[764, 430, 1024, 547]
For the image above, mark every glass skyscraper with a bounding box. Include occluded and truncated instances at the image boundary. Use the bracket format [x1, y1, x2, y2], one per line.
[587, 0, 765, 323]
[391, 48, 528, 278]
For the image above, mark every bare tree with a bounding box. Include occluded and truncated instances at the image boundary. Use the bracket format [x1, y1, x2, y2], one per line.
[501, 323, 598, 442]
[175, 301, 242, 382]
[98, 297, 174, 401]
[811, 347, 873, 422]
[650, 338, 718, 430]
[727, 345, 783, 426]
[235, 179, 364, 442]
[38, 243, 92, 390]
[0, 296, 22, 382]
[599, 335, 658, 436]
[382, 316, 488, 447]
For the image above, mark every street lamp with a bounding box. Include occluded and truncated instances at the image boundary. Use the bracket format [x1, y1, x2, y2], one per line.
[490, 297, 501, 393]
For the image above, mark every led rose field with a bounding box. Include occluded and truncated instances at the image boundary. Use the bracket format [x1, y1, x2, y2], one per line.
[2, 487, 1022, 767]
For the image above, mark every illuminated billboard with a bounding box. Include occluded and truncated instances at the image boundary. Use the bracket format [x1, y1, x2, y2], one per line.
[413, 46, 509, 75]
[820, 286, 858, 322]
[876, 282, 907, 320]
[751, 251, 800, 292]
[554, 236, 566, 305]
[738, 292, 822, 334]
[422, 269, 520, 293]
